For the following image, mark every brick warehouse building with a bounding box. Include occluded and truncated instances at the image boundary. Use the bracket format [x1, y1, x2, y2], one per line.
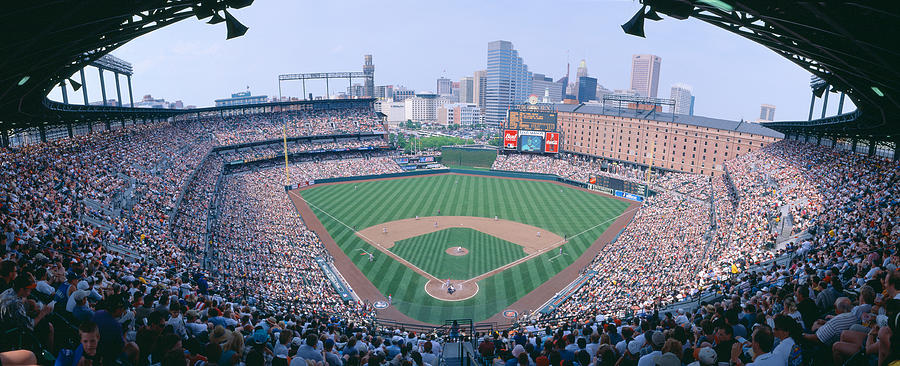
[555, 104, 783, 176]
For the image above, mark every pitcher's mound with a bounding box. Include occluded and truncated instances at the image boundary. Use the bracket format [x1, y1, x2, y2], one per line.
[446, 247, 469, 256]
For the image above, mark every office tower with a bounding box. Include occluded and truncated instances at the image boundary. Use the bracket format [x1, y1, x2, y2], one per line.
[531, 73, 562, 103]
[485, 40, 531, 127]
[669, 83, 693, 115]
[459, 77, 474, 104]
[436, 77, 452, 96]
[630, 54, 662, 97]
[759, 104, 776, 121]
[363, 54, 375, 97]
[577, 76, 597, 103]
[473, 70, 487, 110]
[576, 59, 588, 78]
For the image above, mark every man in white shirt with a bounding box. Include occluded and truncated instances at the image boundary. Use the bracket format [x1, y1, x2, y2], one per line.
[738, 325, 779, 366]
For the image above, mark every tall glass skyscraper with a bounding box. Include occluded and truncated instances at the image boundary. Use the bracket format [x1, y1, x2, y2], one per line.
[485, 40, 531, 128]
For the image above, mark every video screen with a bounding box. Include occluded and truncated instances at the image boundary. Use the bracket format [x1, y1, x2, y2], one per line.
[519, 135, 544, 152]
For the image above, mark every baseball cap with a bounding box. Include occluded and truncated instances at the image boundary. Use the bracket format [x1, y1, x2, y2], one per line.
[651, 331, 666, 348]
[627, 340, 642, 355]
[697, 347, 717, 365]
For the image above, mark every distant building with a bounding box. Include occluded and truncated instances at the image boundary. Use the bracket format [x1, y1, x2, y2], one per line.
[556, 103, 783, 176]
[404, 93, 451, 123]
[759, 104, 776, 121]
[450, 81, 460, 102]
[473, 70, 487, 110]
[393, 88, 415, 102]
[630, 54, 662, 97]
[485, 40, 531, 128]
[363, 54, 375, 97]
[577, 76, 597, 103]
[375, 100, 406, 125]
[459, 77, 474, 104]
[375, 85, 394, 100]
[215, 91, 267, 107]
[436, 77, 453, 96]
[576, 59, 588, 78]
[669, 84, 693, 115]
[347, 84, 365, 98]
[531, 73, 562, 103]
[437, 103, 482, 126]
[596, 84, 613, 101]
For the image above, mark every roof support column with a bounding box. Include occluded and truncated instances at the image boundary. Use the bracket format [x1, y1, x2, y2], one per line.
[99, 68, 108, 106]
[115, 72, 123, 107]
[39, 125, 46, 143]
[67, 123, 73, 138]
[868, 140, 876, 156]
[851, 138, 857, 154]
[80, 69, 89, 106]
[1, 130, 9, 148]
[837, 92, 845, 114]
[127, 75, 134, 107]
[61, 80, 69, 104]
[820, 89, 829, 119]
[807, 93, 815, 121]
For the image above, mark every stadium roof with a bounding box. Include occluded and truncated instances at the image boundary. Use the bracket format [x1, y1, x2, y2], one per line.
[0, 0, 255, 130]
[637, 1, 900, 140]
[555, 103, 784, 138]
[0, 1, 896, 140]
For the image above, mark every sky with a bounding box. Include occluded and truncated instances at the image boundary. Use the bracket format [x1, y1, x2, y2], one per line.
[47, 0, 853, 122]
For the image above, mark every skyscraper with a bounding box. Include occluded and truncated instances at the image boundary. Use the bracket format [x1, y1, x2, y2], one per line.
[630, 54, 662, 98]
[459, 77, 474, 104]
[576, 59, 588, 78]
[759, 104, 776, 121]
[473, 70, 487, 111]
[436, 77, 452, 96]
[363, 54, 374, 98]
[669, 83, 693, 115]
[577, 76, 597, 103]
[485, 40, 531, 127]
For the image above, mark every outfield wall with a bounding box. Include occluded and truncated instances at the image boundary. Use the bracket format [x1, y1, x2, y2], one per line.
[312, 168, 607, 195]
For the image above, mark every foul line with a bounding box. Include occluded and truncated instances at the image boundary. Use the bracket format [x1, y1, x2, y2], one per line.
[288, 190, 442, 282]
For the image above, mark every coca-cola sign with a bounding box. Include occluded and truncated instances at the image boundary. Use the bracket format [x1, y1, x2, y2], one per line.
[503, 130, 518, 149]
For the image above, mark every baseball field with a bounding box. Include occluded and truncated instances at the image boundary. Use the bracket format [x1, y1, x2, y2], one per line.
[291, 174, 632, 324]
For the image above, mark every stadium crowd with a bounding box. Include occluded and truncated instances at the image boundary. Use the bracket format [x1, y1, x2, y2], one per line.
[512, 139, 899, 366]
[208, 108, 383, 146]
[2, 101, 899, 366]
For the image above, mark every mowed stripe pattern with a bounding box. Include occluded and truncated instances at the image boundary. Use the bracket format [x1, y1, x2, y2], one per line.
[390, 228, 526, 280]
[301, 174, 629, 323]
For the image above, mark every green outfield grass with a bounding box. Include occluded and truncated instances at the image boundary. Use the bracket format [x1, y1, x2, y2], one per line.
[390, 228, 526, 280]
[300, 174, 629, 324]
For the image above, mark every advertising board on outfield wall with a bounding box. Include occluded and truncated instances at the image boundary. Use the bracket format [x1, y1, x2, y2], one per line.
[503, 130, 519, 149]
[504, 130, 560, 154]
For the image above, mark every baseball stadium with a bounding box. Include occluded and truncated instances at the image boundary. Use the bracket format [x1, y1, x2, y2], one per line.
[1, 2, 899, 366]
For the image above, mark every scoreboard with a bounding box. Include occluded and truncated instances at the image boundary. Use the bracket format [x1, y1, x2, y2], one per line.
[624, 180, 648, 197]
[505, 110, 557, 132]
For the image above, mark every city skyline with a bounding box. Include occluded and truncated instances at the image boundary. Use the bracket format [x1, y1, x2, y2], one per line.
[45, 0, 854, 122]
